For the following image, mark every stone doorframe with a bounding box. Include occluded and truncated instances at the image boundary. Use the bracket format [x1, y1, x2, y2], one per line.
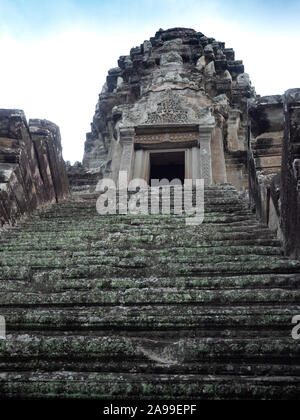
[119, 123, 213, 185]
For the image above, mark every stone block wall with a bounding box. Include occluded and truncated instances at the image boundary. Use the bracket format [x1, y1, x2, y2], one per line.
[280, 89, 300, 259]
[248, 89, 300, 259]
[248, 96, 284, 226]
[0, 110, 69, 228]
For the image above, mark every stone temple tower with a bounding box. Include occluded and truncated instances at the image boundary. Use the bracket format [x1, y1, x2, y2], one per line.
[83, 27, 254, 190]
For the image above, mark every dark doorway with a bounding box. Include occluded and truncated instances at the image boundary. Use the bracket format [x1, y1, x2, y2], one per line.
[149, 151, 185, 184]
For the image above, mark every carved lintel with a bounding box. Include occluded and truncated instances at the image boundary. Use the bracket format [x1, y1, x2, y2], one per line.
[135, 131, 199, 145]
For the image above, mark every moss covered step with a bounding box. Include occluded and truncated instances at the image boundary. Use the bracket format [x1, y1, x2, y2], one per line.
[1, 335, 299, 363]
[0, 183, 300, 400]
[1, 214, 261, 237]
[1, 259, 298, 282]
[1, 372, 299, 400]
[0, 227, 276, 242]
[0, 238, 282, 255]
[1, 261, 298, 283]
[0, 245, 283, 260]
[1, 359, 300, 378]
[1, 253, 289, 270]
[0, 229, 277, 247]
[2, 273, 299, 294]
[12, 216, 263, 230]
[0, 287, 299, 306]
[1, 305, 298, 332]
[32, 206, 248, 219]
[9, 273, 300, 291]
[45, 196, 244, 211]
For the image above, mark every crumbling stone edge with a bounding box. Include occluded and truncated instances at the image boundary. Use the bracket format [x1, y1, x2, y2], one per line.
[0, 109, 70, 230]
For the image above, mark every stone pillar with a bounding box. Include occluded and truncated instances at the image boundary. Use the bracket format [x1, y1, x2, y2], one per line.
[280, 89, 300, 259]
[211, 115, 227, 184]
[119, 127, 135, 183]
[191, 147, 201, 180]
[199, 126, 213, 185]
[227, 109, 241, 152]
[133, 149, 149, 182]
[185, 149, 192, 179]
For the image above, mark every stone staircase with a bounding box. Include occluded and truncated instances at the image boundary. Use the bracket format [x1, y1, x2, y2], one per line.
[0, 184, 300, 400]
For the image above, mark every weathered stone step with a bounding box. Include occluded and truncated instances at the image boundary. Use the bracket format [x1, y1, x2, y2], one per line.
[1, 228, 276, 245]
[1, 305, 297, 331]
[1, 360, 300, 378]
[47, 203, 246, 215]
[1, 335, 299, 362]
[36, 205, 247, 218]
[2, 273, 299, 293]
[1, 221, 263, 240]
[14, 216, 261, 230]
[30, 273, 300, 291]
[8, 214, 257, 231]
[53, 195, 243, 207]
[0, 288, 299, 306]
[0, 245, 283, 261]
[1, 252, 288, 270]
[57, 189, 240, 205]
[1, 372, 299, 400]
[1, 258, 297, 282]
[0, 239, 282, 257]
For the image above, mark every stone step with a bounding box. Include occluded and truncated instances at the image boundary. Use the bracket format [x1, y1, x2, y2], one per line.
[1, 272, 300, 293]
[8, 216, 263, 228]
[1, 335, 299, 362]
[1, 372, 299, 400]
[0, 245, 283, 260]
[1, 252, 288, 270]
[55, 193, 242, 203]
[0, 239, 282, 256]
[11, 211, 255, 224]
[1, 305, 298, 331]
[16, 272, 300, 290]
[1, 361, 300, 377]
[37, 203, 247, 216]
[0, 287, 299, 307]
[1, 228, 276, 244]
[14, 222, 263, 234]
[1, 260, 298, 282]
[3, 273, 299, 293]
[4, 221, 265, 236]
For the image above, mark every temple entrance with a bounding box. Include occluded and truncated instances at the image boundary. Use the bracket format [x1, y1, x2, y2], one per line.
[149, 151, 185, 184]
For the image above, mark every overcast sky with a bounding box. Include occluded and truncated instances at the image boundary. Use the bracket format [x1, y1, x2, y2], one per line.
[0, 0, 299, 163]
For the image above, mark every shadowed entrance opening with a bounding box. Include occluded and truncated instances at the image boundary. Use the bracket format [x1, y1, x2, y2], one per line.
[150, 151, 185, 184]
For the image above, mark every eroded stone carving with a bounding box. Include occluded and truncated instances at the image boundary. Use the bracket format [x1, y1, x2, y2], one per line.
[145, 90, 189, 124]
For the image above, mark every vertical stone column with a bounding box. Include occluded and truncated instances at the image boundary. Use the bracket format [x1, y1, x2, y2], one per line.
[133, 149, 149, 182]
[211, 115, 227, 184]
[119, 127, 135, 183]
[185, 149, 192, 179]
[227, 109, 241, 151]
[191, 147, 201, 180]
[199, 125, 213, 185]
[280, 89, 300, 259]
